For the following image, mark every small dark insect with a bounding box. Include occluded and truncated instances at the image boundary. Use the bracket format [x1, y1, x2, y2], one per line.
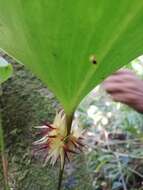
[89, 55, 97, 65]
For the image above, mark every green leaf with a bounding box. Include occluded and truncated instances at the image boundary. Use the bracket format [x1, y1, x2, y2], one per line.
[0, 57, 13, 84]
[0, 1, 143, 114]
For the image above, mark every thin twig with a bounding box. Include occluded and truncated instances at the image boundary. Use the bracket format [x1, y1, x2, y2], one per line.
[0, 86, 9, 190]
[104, 130, 128, 190]
[0, 113, 9, 190]
[128, 167, 143, 178]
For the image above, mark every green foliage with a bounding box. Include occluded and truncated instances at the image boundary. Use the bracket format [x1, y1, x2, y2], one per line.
[0, 57, 12, 84]
[0, 1, 143, 113]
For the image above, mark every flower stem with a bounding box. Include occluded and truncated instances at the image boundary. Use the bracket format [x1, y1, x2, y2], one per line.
[57, 156, 65, 190]
[57, 112, 74, 190]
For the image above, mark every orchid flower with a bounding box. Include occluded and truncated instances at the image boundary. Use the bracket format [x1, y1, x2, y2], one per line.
[33, 111, 84, 168]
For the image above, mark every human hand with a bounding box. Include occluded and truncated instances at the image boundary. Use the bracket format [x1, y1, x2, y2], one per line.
[103, 69, 143, 113]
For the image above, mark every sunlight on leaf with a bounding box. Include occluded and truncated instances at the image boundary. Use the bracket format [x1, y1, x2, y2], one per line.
[0, 1, 143, 114]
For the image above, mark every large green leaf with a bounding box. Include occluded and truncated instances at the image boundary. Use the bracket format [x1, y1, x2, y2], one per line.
[0, 0, 143, 114]
[0, 57, 13, 84]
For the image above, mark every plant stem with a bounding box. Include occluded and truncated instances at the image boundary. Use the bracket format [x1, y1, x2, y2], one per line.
[66, 113, 74, 136]
[57, 156, 65, 190]
[0, 113, 9, 190]
[0, 87, 9, 190]
[57, 112, 74, 190]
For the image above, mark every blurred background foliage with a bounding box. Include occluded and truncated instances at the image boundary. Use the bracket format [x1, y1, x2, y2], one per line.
[0, 51, 143, 190]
